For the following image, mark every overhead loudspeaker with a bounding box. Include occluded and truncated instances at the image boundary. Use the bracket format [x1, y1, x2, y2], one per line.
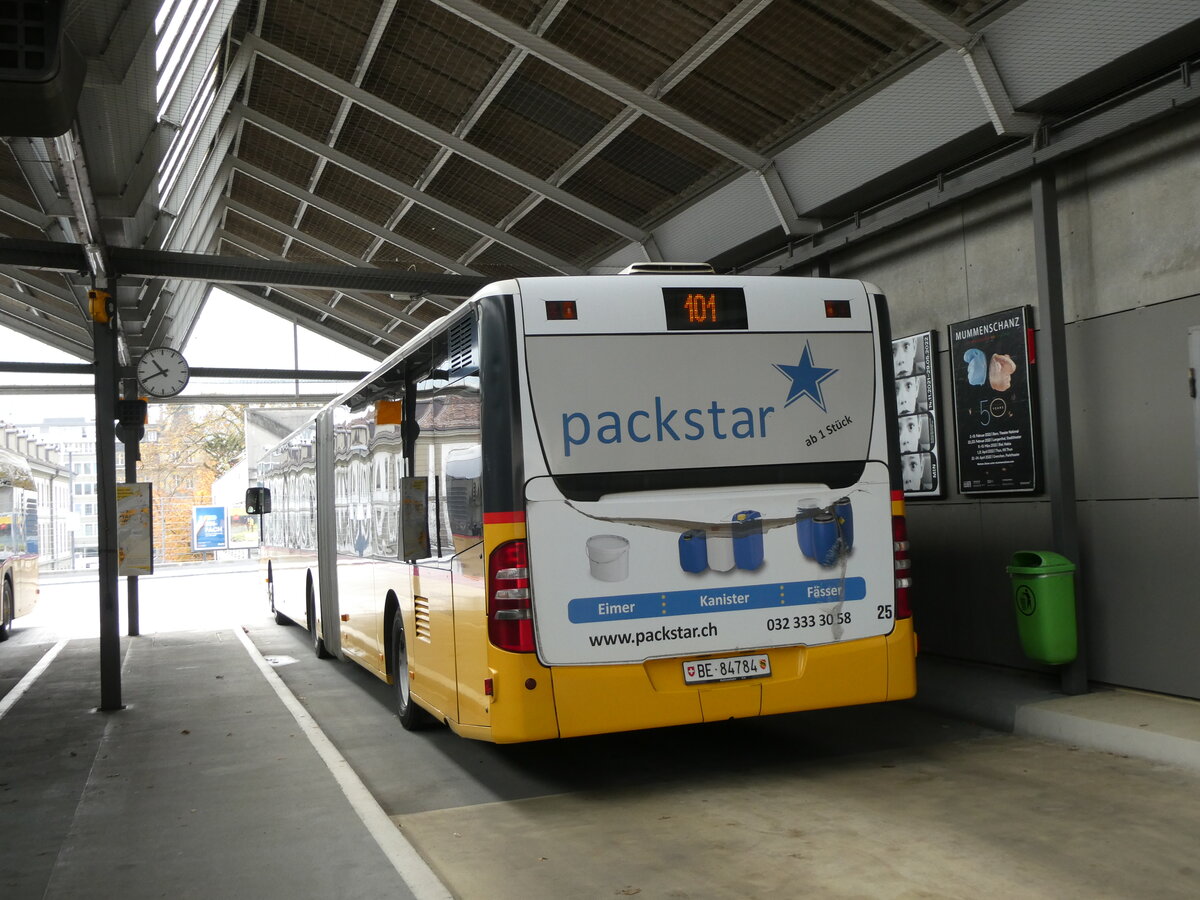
[0, 1, 85, 137]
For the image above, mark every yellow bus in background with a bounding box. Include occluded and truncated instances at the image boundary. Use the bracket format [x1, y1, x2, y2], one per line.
[0, 450, 39, 641]
[253, 268, 916, 742]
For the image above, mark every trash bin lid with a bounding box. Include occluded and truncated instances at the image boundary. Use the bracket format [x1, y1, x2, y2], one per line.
[1006, 549, 1075, 575]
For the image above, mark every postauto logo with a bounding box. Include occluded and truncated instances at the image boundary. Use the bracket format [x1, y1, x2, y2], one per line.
[560, 341, 837, 457]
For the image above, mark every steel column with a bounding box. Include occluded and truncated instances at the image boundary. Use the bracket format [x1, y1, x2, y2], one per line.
[1031, 168, 1087, 696]
[93, 297, 124, 711]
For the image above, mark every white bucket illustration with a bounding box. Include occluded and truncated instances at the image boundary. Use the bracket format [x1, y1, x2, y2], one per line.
[706, 529, 735, 573]
[586, 534, 630, 582]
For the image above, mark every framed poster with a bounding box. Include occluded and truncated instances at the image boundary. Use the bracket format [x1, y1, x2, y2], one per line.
[948, 306, 1040, 494]
[192, 505, 229, 552]
[891, 330, 943, 498]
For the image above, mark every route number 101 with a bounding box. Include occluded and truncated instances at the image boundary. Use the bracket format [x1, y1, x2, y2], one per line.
[683, 292, 717, 324]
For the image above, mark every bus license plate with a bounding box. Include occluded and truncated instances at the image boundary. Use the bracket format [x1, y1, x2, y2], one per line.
[683, 653, 771, 685]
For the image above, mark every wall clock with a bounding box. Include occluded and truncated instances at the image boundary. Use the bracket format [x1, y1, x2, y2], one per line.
[136, 347, 190, 398]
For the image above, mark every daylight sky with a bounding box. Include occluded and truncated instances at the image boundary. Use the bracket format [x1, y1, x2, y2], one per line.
[0, 289, 377, 427]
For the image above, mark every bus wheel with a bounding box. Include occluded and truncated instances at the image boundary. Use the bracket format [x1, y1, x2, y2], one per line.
[0, 578, 11, 641]
[269, 569, 287, 624]
[307, 585, 331, 659]
[391, 611, 431, 731]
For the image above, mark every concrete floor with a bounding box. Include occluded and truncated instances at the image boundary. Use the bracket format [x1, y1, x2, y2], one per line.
[2, 567, 1199, 899]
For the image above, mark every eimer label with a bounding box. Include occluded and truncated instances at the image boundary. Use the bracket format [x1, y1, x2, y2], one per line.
[567, 577, 867, 623]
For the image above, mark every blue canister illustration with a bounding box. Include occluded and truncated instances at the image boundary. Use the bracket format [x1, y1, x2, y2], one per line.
[731, 511, 763, 571]
[678, 529, 708, 573]
[833, 497, 853, 551]
[810, 512, 841, 567]
[796, 505, 819, 559]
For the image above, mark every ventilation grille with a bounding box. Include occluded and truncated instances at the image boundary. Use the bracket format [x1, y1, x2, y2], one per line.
[414, 595, 431, 642]
[447, 315, 475, 375]
[0, 1, 61, 78]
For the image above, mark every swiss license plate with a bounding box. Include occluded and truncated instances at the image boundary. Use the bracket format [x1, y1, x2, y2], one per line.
[683, 653, 771, 685]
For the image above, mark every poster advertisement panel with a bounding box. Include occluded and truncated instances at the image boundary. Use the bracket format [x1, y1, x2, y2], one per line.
[192, 505, 229, 551]
[948, 307, 1040, 494]
[116, 482, 153, 575]
[227, 505, 259, 549]
[891, 330, 942, 498]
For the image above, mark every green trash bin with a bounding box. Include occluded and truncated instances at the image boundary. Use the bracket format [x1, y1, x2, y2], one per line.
[1006, 550, 1077, 665]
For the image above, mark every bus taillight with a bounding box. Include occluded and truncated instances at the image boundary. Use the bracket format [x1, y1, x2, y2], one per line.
[892, 515, 912, 619]
[488, 539, 535, 652]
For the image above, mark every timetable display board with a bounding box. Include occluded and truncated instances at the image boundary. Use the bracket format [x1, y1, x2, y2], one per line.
[948, 307, 1040, 494]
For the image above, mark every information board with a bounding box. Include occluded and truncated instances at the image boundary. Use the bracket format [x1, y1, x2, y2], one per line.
[948, 307, 1040, 494]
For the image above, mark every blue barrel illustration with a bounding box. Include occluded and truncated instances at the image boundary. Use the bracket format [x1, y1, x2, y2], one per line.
[833, 497, 853, 552]
[732, 510, 764, 571]
[810, 512, 841, 567]
[678, 529, 708, 573]
[796, 505, 819, 560]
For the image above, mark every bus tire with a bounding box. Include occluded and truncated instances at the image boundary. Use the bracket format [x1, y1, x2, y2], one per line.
[391, 610, 431, 731]
[307, 583, 331, 659]
[0, 578, 11, 641]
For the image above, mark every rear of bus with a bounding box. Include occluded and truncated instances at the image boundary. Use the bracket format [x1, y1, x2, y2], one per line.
[478, 274, 916, 741]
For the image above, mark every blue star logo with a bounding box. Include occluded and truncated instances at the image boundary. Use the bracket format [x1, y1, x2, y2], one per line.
[774, 342, 838, 411]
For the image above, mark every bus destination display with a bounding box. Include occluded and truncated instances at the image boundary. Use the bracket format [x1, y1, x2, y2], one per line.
[662, 287, 748, 331]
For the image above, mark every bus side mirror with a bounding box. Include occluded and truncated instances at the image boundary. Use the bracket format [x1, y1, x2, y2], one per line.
[246, 487, 272, 514]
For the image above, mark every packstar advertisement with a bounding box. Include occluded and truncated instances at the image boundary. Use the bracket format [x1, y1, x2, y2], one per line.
[524, 331, 895, 666]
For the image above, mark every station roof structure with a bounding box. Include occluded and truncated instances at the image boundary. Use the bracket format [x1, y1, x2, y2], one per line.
[1, 0, 1197, 365]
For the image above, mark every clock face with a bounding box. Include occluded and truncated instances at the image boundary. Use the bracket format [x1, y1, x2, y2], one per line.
[136, 347, 190, 398]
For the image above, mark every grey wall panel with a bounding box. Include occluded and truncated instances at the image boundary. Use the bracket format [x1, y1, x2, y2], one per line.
[1067, 296, 1200, 502]
[832, 181, 1042, 344]
[960, 187, 1038, 319]
[776, 51, 987, 214]
[1078, 499, 1200, 697]
[831, 205, 968, 339]
[907, 499, 1053, 670]
[1059, 110, 1200, 321]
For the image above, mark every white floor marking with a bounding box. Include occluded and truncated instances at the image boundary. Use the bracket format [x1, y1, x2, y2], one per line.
[0, 639, 69, 721]
[233, 626, 451, 900]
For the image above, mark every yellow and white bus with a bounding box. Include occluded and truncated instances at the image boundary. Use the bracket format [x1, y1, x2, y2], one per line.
[0, 450, 39, 641]
[253, 267, 916, 742]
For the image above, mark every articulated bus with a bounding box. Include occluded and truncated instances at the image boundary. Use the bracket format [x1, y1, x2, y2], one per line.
[0, 450, 39, 641]
[253, 267, 916, 742]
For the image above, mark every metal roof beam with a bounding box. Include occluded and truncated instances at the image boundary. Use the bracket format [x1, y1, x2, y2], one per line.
[212, 245, 401, 357]
[0, 302, 91, 357]
[0, 288, 92, 349]
[221, 199, 445, 331]
[229, 155, 484, 276]
[0, 277, 90, 333]
[234, 103, 582, 275]
[0, 266, 90, 325]
[278, 0, 399, 263]
[867, 0, 1038, 135]
[244, 34, 647, 244]
[220, 283, 393, 362]
[430, 0, 769, 171]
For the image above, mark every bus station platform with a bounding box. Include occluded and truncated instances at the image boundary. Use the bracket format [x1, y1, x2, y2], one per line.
[2, 602, 1199, 898]
[1, 627, 445, 900]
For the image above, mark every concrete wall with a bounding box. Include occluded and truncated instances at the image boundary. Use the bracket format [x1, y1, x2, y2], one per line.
[827, 107, 1200, 699]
